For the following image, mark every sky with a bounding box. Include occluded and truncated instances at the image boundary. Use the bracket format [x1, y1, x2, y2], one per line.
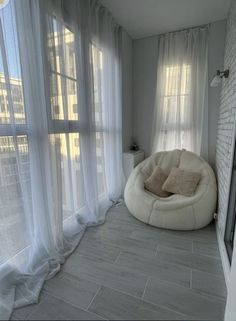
[0, 0, 22, 79]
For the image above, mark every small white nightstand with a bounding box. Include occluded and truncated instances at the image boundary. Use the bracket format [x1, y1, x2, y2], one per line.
[123, 150, 145, 181]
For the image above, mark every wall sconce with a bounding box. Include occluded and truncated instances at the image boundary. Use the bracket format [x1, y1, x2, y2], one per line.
[210, 69, 229, 87]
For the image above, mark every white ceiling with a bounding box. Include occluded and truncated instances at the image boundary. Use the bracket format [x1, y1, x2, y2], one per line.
[101, 0, 231, 39]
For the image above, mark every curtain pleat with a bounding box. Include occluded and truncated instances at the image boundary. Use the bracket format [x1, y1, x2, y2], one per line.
[151, 27, 209, 159]
[0, 0, 124, 319]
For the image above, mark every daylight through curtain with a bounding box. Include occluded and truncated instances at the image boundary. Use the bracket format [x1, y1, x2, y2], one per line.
[151, 27, 209, 159]
[0, 0, 124, 319]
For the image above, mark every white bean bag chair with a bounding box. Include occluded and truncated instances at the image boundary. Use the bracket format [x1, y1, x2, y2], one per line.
[124, 149, 217, 230]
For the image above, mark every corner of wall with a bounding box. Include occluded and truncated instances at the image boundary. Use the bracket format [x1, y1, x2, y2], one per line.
[121, 29, 133, 152]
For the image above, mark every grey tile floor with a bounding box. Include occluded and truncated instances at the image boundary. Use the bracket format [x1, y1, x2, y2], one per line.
[11, 204, 227, 320]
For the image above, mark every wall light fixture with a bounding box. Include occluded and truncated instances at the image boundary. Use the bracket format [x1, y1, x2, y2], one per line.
[210, 69, 229, 87]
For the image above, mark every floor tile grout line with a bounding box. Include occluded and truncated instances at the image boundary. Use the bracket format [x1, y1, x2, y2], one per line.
[155, 243, 159, 256]
[74, 250, 193, 287]
[29, 270, 224, 317]
[66, 264, 192, 298]
[83, 278, 190, 319]
[141, 276, 150, 300]
[114, 250, 223, 277]
[140, 296, 192, 319]
[66, 249, 199, 291]
[39, 289, 107, 320]
[113, 251, 122, 265]
[22, 291, 48, 320]
[141, 277, 226, 309]
[190, 269, 193, 289]
[67, 259, 226, 303]
[145, 252, 223, 275]
[41, 290, 93, 313]
[86, 285, 102, 311]
[62, 270, 151, 301]
[14, 280, 225, 321]
[191, 252, 221, 259]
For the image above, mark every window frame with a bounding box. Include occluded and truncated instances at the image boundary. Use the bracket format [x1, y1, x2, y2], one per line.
[159, 63, 192, 148]
[0, 19, 27, 135]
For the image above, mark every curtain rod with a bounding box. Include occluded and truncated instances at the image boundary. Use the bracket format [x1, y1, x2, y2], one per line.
[135, 22, 214, 41]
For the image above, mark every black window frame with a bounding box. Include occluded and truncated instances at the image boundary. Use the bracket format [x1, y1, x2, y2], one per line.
[225, 138, 236, 263]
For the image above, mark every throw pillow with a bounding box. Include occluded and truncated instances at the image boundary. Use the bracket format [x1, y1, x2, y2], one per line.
[144, 166, 171, 197]
[162, 167, 201, 197]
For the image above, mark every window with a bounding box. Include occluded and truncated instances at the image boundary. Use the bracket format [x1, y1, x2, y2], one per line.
[0, 2, 123, 315]
[74, 137, 79, 147]
[91, 44, 106, 197]
[91, 43, 104, 127]
[47, 18, 77, 122]
[0, 75, 26, 124]
[53, 104, 60, 115]
[159, 64, 191, 150]
[72, 103, 78, 114]
[47, 16, 85, 220]
[14, 103, 24, 114]
[0, 2, 32, 262]
[0, 1, 121, 270]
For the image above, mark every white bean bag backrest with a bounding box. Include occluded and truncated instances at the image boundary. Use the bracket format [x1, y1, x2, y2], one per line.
[124, 149, 217, 230]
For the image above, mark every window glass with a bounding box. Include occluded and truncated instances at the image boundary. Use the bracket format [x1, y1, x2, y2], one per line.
[91, 44, 106, 197]
[47, 17, 78, 121]
[95, 132, 106, 197]
[0, 4, 26, 124]
[91, 44, 103, 127]
[0, 1, 32, 263]
[0, 136, 32, 263]
[50, 133, 85, 221]
[161, 64, 191, 149]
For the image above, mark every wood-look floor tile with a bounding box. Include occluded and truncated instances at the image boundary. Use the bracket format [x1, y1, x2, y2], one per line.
[144, 277, 225, 320]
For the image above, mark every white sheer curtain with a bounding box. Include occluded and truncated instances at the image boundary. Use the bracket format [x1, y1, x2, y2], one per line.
[0, 0, 124, 319]
[151, 27, 209, 159]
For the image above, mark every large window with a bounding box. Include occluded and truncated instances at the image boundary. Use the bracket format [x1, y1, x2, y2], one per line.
[0, 8, 109, 260]
[91, 43, 106, 198]
[46, 18, 107, 220]
[0, 1, 122, 271]
[48, 18, 78, 121]
[160, 64, 191, 150]
[47, 17, 85, 221]
[0, 2, 32, 262]
[0, 1, 123, 315]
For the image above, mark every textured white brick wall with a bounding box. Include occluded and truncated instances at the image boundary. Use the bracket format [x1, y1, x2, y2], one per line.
[216, 0, 236, 237]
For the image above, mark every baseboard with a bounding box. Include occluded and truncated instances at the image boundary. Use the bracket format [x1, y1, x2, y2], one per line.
[216, 223, 231, 289]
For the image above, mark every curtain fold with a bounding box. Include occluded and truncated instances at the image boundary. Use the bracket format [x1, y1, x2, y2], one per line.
[0, 0, 124, 319]
[151, 27, 209, 159]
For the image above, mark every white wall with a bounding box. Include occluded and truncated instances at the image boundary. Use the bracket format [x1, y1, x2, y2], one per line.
[208, 21, 227, 167]
[121, 29, 133, 152]
[214, 2, 236, 319]
[133, 36, 158, 156]
[215, 5, 236, 241]
[132, 21, 226, 165]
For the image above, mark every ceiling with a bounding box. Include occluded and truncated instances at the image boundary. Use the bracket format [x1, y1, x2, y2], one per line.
[101, 0, 231, 39]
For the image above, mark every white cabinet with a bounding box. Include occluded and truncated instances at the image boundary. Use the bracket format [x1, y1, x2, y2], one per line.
[123, 150, 145, 181]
